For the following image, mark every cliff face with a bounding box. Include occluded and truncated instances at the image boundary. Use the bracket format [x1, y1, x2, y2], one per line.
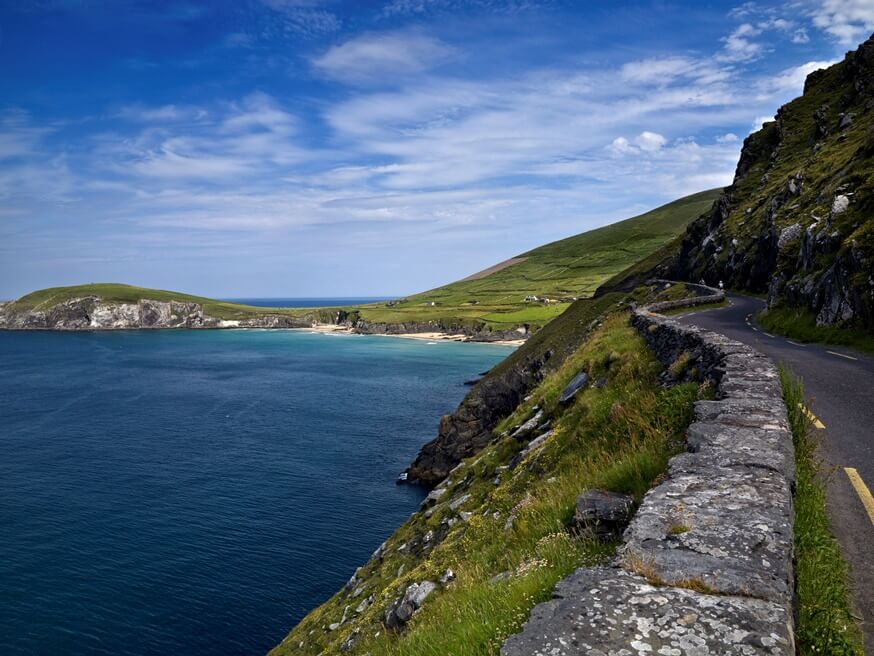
[670, 34, 874, 328]
[0, 296, 312, 330]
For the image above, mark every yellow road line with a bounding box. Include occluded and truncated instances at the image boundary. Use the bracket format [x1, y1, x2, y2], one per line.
[798, 403, 826, 429]
[827, 350, 858, 361]
[844, 468, 874, 526]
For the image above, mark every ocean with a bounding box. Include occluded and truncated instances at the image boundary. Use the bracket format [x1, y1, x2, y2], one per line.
[221, 297, 395, 308]
[0, 327, 510, 655]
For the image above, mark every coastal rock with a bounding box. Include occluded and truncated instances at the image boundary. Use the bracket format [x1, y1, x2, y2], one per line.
[0, 296, 314, 331]
[573, 489, 634, 540]
[558, 371, 588, 404]
[384, 581, 437, 630]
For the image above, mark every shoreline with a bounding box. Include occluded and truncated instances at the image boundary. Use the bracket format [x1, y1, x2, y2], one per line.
[302, 322, 525, 347]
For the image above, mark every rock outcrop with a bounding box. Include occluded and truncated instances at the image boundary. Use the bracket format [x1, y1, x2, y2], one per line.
[0, 296, 313, 330]
[502, 287, 796, 655]
[668, 34, 874, 329]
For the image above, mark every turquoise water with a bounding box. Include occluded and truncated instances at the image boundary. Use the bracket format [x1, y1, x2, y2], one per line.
[0, 329, 510, 655]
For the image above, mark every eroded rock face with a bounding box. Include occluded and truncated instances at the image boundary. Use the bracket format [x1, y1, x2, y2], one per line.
[0, 297, 313, 330]
[667, 35, 874, 328]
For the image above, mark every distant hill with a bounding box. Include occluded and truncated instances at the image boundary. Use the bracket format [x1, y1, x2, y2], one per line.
[3, 189, 720, 334]
[347, 188, 721, 330]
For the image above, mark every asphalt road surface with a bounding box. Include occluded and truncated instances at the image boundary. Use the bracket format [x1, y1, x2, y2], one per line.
[674, 294, 874, 653]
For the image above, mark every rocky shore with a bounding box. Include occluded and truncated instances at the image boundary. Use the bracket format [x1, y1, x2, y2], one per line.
[0, 296, 314, 330]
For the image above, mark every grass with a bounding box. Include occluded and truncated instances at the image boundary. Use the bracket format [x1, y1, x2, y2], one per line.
[5, 283, 335, 322]
[270, 311, 701, 656]
[780, 366, 864, 656]
[759, 306, 874, 356]
[661, 299, 729, 316]
[371, 189, 720, 330]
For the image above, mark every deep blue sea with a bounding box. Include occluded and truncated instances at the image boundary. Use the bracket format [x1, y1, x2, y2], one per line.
[0, 328, 510, 655]
[222, 297, 394, 308]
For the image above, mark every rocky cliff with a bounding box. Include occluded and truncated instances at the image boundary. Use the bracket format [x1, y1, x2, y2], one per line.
[0, 296, 312, 330]
[670, 34, 874, 328]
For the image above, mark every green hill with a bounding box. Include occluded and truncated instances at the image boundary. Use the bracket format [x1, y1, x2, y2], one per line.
[346, 188, 720, 330]
[3, 189, 720, 333]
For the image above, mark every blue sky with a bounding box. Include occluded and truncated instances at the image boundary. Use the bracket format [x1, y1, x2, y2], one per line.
[1, 0, 872, 299]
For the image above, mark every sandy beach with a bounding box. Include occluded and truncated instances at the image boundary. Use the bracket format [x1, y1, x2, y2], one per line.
[302, 323, 525, 347]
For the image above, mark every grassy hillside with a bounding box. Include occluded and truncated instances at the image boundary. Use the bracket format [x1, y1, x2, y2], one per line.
[270, 306, 702, 656]
[355, 189, 720, 329]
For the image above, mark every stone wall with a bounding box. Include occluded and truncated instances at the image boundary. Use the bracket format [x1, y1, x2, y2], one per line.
[502, 288, 797, 655]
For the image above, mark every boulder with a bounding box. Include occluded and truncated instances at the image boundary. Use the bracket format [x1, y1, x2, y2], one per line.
[777, 222, 801, 250]
[558, 371, 589, 404]
[574, 489, 634, 539]
[509, 409, 545, 441]
[832, 194, 850, 215]
[384, 581, 437, 630]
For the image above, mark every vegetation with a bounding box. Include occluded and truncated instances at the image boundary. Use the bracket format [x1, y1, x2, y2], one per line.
[781, 367, 863, 656]
[661, 299, 729, 316]
[4, 283, 330, 322]
[758, 306, 874, 356]
[366, 189, 720, 329]
[271, 310, 702, 656]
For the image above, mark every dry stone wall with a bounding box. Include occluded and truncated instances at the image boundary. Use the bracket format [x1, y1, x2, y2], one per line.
[502, 286, 797, 655]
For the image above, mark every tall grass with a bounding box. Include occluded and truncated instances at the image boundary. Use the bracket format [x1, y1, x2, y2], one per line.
[781, 366, 863, 655]
[273, 314, 699, 655]
[761, 308, 874, 356]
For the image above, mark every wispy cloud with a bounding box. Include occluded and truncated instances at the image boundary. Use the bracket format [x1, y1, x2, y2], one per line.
[812, 0, 874, 45]
[312, 31, 457, 84]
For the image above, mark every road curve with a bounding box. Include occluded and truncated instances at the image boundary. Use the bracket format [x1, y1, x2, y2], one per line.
[673, 293, 874, 652]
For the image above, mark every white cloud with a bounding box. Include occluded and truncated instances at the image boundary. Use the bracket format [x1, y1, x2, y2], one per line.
[0, 110, 53, 160]
[313, 32, 457, 83]
[719, 22, 765, 62]
[635, 131, 667, 151]
[716, 132, 738, 143]
[116, 104, 208, 122]
[609, 136, 633, 156]
[752, 114, 775, 130]
[763, 59, 838, 93]
[621, 56, 734, 87]
[792, 28, 810, 43]
[812, 0, 874, 45]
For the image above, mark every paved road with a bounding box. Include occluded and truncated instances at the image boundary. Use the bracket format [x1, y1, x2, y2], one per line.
[675, 294, 874, 653]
